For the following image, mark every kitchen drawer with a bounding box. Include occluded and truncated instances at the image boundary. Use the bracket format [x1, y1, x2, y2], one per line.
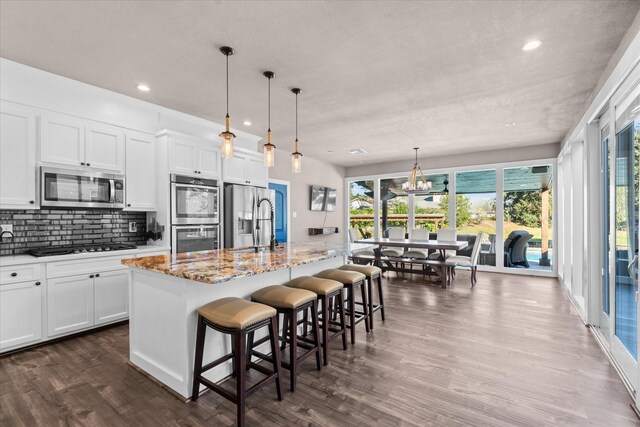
[0, 263, 42, 285]
[47, 255, 134, 279]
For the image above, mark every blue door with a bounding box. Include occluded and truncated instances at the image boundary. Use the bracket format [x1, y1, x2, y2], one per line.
[269, 182, 288, 243]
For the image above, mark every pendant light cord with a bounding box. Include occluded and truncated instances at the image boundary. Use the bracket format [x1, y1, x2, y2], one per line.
[295, 91, 298, 140]
[226, 54, 229, 115]
[268, 76, 271, 130]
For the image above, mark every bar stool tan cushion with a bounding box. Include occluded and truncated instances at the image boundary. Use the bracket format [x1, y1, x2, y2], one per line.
[338, 264, 382, 278]
[251, 285, 316, 309]
[315, 269, 366, 285]
[197, 297, 276, 330]
[286, 276, 343, 296]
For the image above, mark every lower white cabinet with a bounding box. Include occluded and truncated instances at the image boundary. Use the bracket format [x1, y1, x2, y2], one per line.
[47, 274, 94, 337]
[47, 268, 129, 337]
[0, 280, 43, 351]
[94, 270, 129, 325]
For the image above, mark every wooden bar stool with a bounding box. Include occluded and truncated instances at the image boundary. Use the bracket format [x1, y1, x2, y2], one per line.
[339, 264, 385, 330]
[285, 276, 347, 365]
[250, 285, 321, 392]
[191, 297, 282, 427]
[314, 269, 369, 345]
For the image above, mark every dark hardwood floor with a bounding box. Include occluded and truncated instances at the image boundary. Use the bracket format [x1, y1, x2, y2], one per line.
[1, 271, 638, 426]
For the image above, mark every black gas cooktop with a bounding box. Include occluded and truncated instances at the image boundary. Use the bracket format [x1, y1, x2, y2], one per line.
[28, 243, 137, 257]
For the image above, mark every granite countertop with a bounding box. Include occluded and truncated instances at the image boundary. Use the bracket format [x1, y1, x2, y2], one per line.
[0, 245, 171, 266]
[122, 242, 352, 285]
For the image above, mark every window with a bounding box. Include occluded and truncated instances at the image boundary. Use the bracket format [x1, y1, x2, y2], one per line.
[503, 165, 553, 271]
[348, 180, 375, 239]
[413, 173, 449, 231]
[380, 176, 408, 237]
[455, 169, 497, 266]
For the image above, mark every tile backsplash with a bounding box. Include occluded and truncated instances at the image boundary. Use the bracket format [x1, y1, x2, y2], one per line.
[0, 209, 147, 256]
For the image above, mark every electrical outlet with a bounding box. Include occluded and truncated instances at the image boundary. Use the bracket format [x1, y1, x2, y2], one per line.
[292, 212, 297, 218]
[129, 222, 137, 233]
[0, 224, 14, 234]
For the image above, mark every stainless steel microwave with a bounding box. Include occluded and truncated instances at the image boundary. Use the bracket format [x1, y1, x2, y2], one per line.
[40, 167, 125, 209]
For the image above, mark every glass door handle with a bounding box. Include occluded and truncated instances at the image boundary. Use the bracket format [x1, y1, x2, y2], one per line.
[628, 254, 638, 286]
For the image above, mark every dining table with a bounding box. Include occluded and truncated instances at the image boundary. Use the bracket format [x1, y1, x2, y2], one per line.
[351, 237, 468, 288]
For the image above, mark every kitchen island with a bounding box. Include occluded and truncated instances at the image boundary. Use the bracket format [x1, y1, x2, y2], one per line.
[122, 242, 350, 399]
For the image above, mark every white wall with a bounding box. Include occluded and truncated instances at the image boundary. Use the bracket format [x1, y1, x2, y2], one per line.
[268, 148, 346, 244]
[345, 143, 560, 178]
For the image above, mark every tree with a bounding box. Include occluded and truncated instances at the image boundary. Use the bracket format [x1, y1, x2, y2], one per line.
[438, 195, 472, 227]
[504, 191, 543, 227]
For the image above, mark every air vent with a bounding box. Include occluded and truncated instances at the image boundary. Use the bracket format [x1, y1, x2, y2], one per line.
[531, 166, 550, 174]
[348, 148, 367, 155]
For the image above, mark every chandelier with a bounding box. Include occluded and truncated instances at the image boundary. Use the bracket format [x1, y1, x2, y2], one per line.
[402, 147, 432, 194]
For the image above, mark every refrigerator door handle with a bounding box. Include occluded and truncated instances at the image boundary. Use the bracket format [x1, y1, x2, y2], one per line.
[252, 192, 258, 248]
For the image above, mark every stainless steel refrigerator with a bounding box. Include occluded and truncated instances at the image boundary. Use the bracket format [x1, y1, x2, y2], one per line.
[224, 184, 275, 249]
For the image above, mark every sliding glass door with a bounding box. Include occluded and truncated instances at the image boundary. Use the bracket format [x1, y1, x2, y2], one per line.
[611, 119, 639, 376]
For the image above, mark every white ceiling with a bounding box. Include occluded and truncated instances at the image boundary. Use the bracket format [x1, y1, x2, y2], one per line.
[1, 1, 638, 167]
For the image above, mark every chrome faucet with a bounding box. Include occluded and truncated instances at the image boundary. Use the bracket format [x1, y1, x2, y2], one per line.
[255, 197, 276, 252]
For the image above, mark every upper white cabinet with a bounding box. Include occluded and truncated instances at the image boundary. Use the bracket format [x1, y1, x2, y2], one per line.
[0, 101, 38, 209]
[125, 130, 156, 211]
[85, 122, 125, 172]
[40, 111, 85, 167]
[168, 135, 221, 178]
[40, 112, 125, 173]
[223, 149, 268, 187]
[198, 145, 221, 176]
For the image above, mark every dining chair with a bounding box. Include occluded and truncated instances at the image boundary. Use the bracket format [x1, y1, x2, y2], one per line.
[349, 228, 375, 259]
[404, 228, 429, 259]
[381, 227, 405, 257]
[446, 231, 483, 286]
[428, 228, 457, 260]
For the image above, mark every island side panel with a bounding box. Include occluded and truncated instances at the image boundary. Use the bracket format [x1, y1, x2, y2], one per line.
[129, 268, 191, 396]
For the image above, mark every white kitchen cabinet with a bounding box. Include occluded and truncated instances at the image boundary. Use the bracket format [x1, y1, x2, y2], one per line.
[169, 136, 221, 178]
[125, 130, 157, 210]
[222, 149, 268, 187]
[0, 101, 38, 209]
[169, 138, 198, 174]
[47, 274, 94, 337]
[40, 112, 125, 173]
[40, 111, 86, 167]
[198, 145, 221, 177]
[94, 270, 129, 325]
[85, 122, 125, 173]
[0, 280, 43, 351]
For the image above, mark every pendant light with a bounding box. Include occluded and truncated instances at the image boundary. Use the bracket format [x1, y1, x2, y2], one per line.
[402, 147, 432, 194]
[291, 88, 303, 174]
[219, 46, 236, 160]
[262, 71, 276, 167]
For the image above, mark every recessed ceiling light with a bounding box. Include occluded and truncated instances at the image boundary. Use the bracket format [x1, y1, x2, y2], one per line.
[522, 40, 542, 51]
[509, 142, 518, 146]
[136, 84, 150, 92]
[243, 120, 252, 126]
[327, 150, 334, 153]
[505, 122, 517, 127]
[348, 148, 367, 155]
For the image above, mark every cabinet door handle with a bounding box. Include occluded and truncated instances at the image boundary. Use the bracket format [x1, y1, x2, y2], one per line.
[95, 273, 100, 278]
[127, 204, 131, 207]
[89, 275, 94, 278]
[29, 200, 35, 205]
[86, 163, 91, 167]
[10, 272, 17, 277]
[81, 162, 85, 165]
[35, 281, 41, 286]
